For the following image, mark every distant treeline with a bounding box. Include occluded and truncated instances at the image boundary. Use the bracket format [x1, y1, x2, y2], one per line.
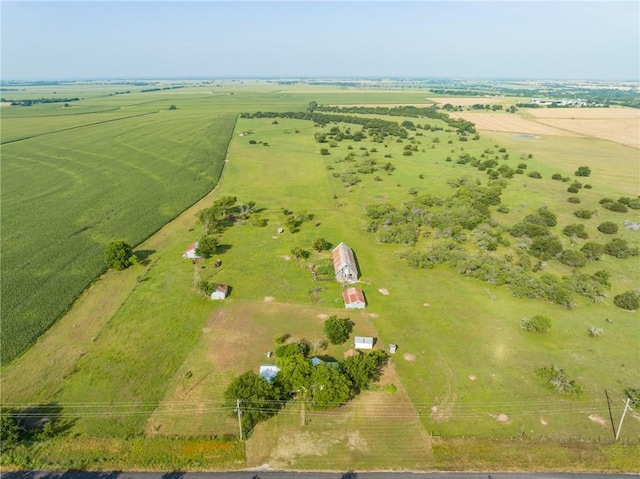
[314, 105, 476, 134]
[2, 97, 79, 106]
[141, 85, 185, 93]
[430, 88, 501, 97]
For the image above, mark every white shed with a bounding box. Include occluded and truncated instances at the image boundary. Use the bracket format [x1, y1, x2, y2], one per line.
[354, 336, 374, 350]
[210, 284, 229, 300]
[182, 242, 200, 259]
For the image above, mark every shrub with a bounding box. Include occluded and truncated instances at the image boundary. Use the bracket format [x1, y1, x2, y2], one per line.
[613, 290, 640, 310]
[518, 163, 528, 169]
[551, 173, 563, 180]
[574, 166, 591, 177]
[558, 249, 587, 268]
[583, 184, 592, 189]
[536, 366, 582, 395]
[608, 202, 628, 213]
[597, 222, 618, 234]
[581, 242, 604, 260]
[567, 186, 579, 193]
[588, 326, 604, 337]
[274, 333, 290, 344]
[567, 196, 581, 203]
[605, 238, 637, 259]
[562, 224, 588, 239]
[497, 205, 510, 214]
[573, 209, 592, 219]
[320, 148, 330, 155]
[628, 198, 640, 209]
[528, 171, 542, 179]
[521, 315, 551, 333]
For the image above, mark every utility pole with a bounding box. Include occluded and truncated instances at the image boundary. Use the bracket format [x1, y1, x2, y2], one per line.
[235, 399, 243, 441]
[615, 398, 632, 441]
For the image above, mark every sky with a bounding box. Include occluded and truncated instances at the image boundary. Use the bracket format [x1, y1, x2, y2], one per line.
[1, 1, 639, 81]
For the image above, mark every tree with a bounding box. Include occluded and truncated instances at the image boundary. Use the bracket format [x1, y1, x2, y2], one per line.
[104, 240, 134, 270]
[0, 409, 21, 453]
[310, 364, 353, 409]
[324, 315, 352, 344]
[563, 224, 588, 240]
[312, 238, 332, 252]
[169, 104, 177, 110]
[574, 166, 591, 177]
[529, 236, 563, 260]
[196, 235, 219, 258]
[605, 238, 635, 259]
[341, 350, 388, 392]
[276, 353, 313, 393]
[558, 249, 587, 268]
[224, 371, 284, 437]
[285, 215, 298, 233]
[613, 290, 640, 310]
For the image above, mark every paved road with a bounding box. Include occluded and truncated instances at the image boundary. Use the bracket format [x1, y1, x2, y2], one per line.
[1, 471, 636, 479]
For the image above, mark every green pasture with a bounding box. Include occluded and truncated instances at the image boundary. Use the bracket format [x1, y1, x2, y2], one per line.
[2, 86, 639, 469]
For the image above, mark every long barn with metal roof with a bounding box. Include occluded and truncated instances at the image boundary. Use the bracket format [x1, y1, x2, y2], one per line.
[332, 242, 358, 283]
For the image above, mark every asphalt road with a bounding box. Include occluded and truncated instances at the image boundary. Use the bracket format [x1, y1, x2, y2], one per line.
[1, 471, 636, 479]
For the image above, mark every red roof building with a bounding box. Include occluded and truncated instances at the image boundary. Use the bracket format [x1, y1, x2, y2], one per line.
[342, 287, 366, 309]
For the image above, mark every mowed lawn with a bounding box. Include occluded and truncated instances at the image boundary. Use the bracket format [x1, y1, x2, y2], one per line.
[2, 91, 638, 468]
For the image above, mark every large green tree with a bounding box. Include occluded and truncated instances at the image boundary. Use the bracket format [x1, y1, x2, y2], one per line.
[310, 364, 352, 409]
[324, 315, 352, 344]
[223, 371, 283, 437]
[104, 240, 134, 270]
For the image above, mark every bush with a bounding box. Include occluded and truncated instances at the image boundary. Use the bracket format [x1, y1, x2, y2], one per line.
[567, 196, 581, 203]
[563, 224, 588, 239]
[588, 326, 604, 337]
[573, 209, 592, 219]
[581, 242, 604, 260]
[551, 173, 563, 180]
[274, 333, 290, 344]
[567, 186, 579, 193]
[597, 222, 618, 234]
[521, 315, 551, 333]
[613, 290, 640, 310]
[605, 238, 637, 258]
[574, 166, 591, 177]
[536, 366, 582, 395]
[528, 171, 542, 179]
[608, 202, 628, 213]
[320, 148, 330, 155]
[628, 198, 640, 209]
[558, 249, 587, 268]
[583, 184, 592, 189]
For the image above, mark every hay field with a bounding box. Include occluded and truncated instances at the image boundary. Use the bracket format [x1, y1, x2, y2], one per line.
[453, 112, 579, 136]
[428, 97, 505, 106]
[525, 107, 640, 147]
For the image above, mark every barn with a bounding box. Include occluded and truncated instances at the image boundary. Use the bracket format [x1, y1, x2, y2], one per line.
[342, 287, 366, 309]
[332, 242, 358, 283]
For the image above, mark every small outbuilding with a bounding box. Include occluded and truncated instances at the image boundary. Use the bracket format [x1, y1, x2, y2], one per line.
[210, 284, 229, 300]
[354, 336, 374, 350]
[259, 364, 280, 383]
[182, 242, 200, 259]
[342, 287, 366, 309]
[389, 344, 397, 354]
[311, 356, 338, 367]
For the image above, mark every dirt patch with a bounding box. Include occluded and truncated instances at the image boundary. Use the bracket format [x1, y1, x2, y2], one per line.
[316, 313, 329, 319]
[272, 431, 334, 462]
[468, 374, 477, 381]
[494, 413, 510, 423]
[378, 288, 390, 295]
[343, 349, 357, 358]
[264, 296, 275, 302]
[589, 414, 607, 427]
[423, 303, 430, 307]
[403, 353, 416, 361]
[283, 255, 291, 261]
[540, 418, 549, 426]
[202, 327, 211, 333]
[347, 430, 369, 453]
[367, 313, 379, 319]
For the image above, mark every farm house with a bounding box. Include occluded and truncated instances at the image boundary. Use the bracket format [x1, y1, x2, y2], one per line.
[182, 242, 200, 259]
[332, 242, 358, 283]
[210, 284, 228, 300]
[342, 287, 366, 309]
[354, 336, 374, 350]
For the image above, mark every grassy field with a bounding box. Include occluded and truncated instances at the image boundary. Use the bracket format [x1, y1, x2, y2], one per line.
[2, 84, 639, 471]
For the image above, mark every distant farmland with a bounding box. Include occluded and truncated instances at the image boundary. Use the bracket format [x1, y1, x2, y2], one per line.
[1, 98, 237, 364]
